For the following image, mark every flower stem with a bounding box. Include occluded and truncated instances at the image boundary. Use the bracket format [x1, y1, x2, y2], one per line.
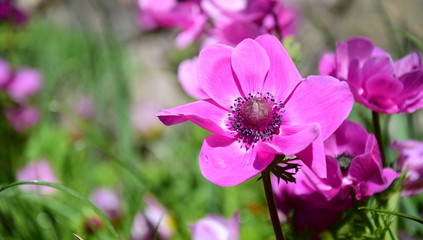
[262, 167, 285, 240]
[372, 111, 386, 166]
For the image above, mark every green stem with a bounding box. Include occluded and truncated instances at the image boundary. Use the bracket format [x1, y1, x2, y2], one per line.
[372, 111, 386, 166]
[262, 168, 285, 240]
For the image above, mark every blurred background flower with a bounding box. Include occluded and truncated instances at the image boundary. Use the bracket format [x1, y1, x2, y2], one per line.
[16, 159, 58, 194]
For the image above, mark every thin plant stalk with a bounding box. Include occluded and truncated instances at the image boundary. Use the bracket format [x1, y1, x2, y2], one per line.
[372, 111, 386, 166]
[262, 168, 285, 240]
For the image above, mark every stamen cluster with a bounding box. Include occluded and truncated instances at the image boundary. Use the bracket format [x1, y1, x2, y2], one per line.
[336, 153, 353, 170]
[227, 92, 284, 147]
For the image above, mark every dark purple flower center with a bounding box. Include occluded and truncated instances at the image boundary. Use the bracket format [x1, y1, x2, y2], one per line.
[336, 153, 353, 169]
[227, 92, 284, 148]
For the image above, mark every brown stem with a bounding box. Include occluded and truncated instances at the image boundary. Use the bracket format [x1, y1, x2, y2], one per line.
[262, 167, 285, 240]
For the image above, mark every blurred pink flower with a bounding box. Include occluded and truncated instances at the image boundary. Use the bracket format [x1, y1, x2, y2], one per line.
[137, 0, 207, 48]
[131, 101, 164, 137]
[0, 59, 11, 89]
[158, 34, 353, 186]
[7, 68, 42, 103]
[191, 213, 239, 240]
[273, 120, 399, 234]
[131, 213, 153, 240]
[177, 57, 208, 99]
[0, 0, 28, 26]
[91, 188, 122, 220]
[74, 97, 95, 119]
[391, 140, 423, 196]
[5, 105, 39, 132]
[16, 159, 58, 194]
[319, 37, 423, 114]
[202, 0, 298, 46]
[131, 195, 175, 240]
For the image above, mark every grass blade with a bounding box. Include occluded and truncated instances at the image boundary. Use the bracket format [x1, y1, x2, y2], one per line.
[0, 181, 120, 239]
[359, 206, 423, 225]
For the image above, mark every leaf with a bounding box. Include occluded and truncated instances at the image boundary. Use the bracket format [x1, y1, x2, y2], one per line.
[0, 181, 120, 239]
[359, 207, 423, 225]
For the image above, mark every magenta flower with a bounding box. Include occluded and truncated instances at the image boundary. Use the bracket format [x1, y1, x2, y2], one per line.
[131, 195, 175, 240]
[273, 120, 399, 234]
[16, 159, 58, 194]
[319, 37, 423, 114]
[137, 0, 207, 48]
[191, 213, 239, 240]
[323, 120, 400, 200]
[158, 34, 353, 186]
[7, 68, 42, 103]
[391, 140, 423, 196]
[91, 188, 122, 220]
[5, 105, 39, 132]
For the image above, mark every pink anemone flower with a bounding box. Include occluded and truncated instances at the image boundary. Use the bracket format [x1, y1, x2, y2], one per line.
[137, 0, 207, 48]
[190, 213, 240, 240]
[323, 120, 400, 200]
[273, 120, 399, 234]
[391, 140, 423, 196]
[319, 36, 423, 114]
[158, 34, 353, 186]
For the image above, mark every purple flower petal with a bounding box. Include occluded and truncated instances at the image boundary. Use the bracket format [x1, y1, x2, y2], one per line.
[394, 52, 421, 77]
[396, 70, 423, 113]
[363, 168, 400, 197]
[296, 133, 327, 178]
[365, 74, 404, 98]
[323, 120, 368, 157]
[318, 53, 336, 77]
